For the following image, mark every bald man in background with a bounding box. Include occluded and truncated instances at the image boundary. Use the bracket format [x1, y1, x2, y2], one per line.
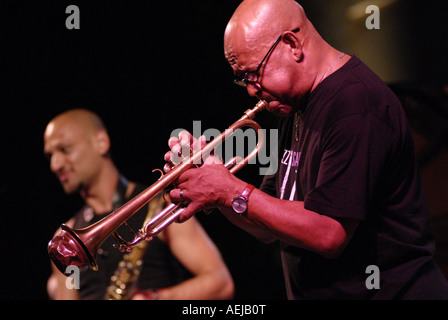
[44, 109, 234, 300]
[165, 0, 448, 299]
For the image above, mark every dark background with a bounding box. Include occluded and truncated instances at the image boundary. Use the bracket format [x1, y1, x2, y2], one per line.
[0, 0, 447, 300]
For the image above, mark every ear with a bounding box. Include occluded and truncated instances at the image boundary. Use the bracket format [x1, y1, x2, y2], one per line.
[282, 32, 303, 62]
[93, 130, 111, 156]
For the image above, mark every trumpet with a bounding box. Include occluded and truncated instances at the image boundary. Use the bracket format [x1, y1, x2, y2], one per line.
[47, 100, 268, 274]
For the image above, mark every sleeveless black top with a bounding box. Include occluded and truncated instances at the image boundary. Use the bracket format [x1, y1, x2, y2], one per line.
[73, 177, 191, 299]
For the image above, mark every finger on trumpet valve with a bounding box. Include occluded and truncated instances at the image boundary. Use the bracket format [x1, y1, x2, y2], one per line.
[163, 162, 173, 173]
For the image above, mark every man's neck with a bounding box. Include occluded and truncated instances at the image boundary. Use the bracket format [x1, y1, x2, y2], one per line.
[80, 162, 120, 214]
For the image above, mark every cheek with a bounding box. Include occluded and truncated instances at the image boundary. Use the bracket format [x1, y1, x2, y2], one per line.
[262, 65, 295, 96]
[66, 149, 82, 167]
[68, 147, 94, 172]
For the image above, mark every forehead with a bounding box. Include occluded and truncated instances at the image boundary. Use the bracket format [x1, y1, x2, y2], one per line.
[43, 119, 86, 152]
[225, 30, 273, 75]
[225, 46, 263, 75]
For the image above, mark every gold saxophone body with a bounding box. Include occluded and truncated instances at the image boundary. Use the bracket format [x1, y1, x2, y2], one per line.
[105, 241, 148, 300]
[105, 194, 165, 300]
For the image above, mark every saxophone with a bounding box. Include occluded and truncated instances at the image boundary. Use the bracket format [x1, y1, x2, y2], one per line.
[105, 241, 149, 300]
[105, 194, 165, 300]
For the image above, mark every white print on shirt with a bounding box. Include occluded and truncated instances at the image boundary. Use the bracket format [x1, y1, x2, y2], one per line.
[280, 149, 301, 200]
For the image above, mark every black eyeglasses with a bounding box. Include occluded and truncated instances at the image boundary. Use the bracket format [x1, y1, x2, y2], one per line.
[234, 27, 300, 87]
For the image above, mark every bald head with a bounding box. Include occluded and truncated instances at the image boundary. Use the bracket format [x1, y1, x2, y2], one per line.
[44, 109, 112, 194]
[225, 0, 305, 39]
[45, 109, 106, 138]
[224, 0, 343, 115]
[224, 0, 311, 68]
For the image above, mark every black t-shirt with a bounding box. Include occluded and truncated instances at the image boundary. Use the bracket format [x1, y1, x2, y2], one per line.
[261, 56, 448, 299]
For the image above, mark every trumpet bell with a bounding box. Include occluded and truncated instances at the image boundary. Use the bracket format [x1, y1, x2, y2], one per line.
[48, 224, 98, 273]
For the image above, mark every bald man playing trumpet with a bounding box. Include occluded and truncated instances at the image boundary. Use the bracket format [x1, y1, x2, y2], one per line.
[164, 0, 448, 299]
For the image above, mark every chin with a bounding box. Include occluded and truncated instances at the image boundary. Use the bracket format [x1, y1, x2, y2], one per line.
[267, 101, 294, 117]
[61, 182, 80, 195]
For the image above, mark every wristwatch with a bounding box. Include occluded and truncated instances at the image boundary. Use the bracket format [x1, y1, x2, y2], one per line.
[231, 184, 255, 215]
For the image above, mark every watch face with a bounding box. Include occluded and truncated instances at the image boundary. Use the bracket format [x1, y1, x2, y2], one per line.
[232, 197, 247, 214]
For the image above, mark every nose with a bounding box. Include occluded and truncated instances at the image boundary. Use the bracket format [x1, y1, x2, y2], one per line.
[50, 152, 65, 173]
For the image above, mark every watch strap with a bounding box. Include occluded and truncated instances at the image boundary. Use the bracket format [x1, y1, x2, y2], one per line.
[240, 184, 255, 200]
